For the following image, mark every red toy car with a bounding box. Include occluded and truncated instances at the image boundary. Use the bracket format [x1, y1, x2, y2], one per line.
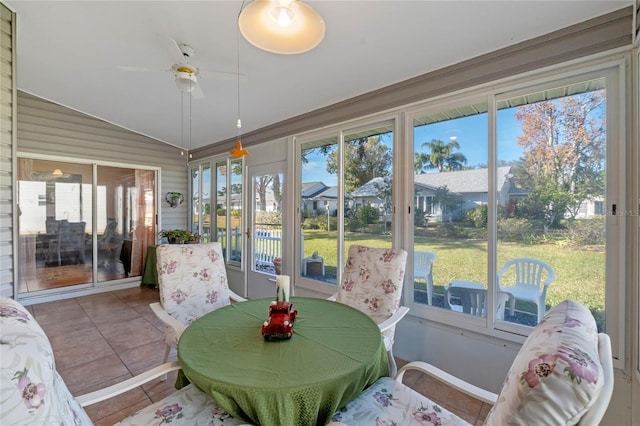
[262, 301, 297, 340]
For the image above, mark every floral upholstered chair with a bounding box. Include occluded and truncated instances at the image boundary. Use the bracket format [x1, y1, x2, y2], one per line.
[331, 300, 614, 426]
[329, 245, 409, 377]
[151, 242, 247, 363]
[0, 296, 252, 425]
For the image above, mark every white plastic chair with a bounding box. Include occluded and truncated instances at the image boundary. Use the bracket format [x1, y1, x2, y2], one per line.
[328, 245, 408, 377]
[497, 257, 555, 323]
[413, 250, 437, 305]
[330, 300, 614, 426]
[150, 242, 247, 364]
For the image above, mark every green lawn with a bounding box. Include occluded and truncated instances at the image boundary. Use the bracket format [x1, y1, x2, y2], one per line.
[301, 229, 605, 316]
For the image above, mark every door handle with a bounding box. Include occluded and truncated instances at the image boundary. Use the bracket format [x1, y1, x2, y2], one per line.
[245, 227, 251, 239]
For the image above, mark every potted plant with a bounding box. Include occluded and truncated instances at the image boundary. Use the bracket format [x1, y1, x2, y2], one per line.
[272, 257, 282, 275]
[158, 229, 200, 244]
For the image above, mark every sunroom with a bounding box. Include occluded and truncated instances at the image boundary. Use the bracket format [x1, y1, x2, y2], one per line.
[2, 1, 639, 425]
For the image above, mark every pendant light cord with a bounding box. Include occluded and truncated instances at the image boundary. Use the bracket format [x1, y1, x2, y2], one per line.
[189, 85, 192, 158]
[237, 1, 245, 136]
[180, 90, 184, 155]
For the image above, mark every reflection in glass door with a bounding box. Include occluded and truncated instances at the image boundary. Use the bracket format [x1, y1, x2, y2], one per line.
[17, 158, 156, 294]
[17, 159, 93, 293]
[96, 166, 156, 282]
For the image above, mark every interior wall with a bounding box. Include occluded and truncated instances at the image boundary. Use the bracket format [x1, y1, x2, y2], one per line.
[0, 3, 15, 299]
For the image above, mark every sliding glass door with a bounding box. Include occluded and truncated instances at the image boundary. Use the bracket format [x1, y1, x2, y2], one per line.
[17, 158, 156, 295]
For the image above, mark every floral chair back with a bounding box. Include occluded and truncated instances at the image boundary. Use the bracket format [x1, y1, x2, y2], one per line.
[156, 242, 231, 327]
[337, 245, 408, 341]
[0, 297, 93, 425]
[484, 299, 607, 425]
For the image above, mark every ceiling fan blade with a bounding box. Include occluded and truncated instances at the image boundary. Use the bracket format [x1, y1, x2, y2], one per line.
[199, 69, 249, 82]
[117, 65, 163, 73]
[171, 38, 187, 64]
[191, 82, 205, 99]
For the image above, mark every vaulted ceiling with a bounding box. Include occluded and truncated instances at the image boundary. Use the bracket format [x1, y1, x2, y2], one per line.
[6, 1, 630, 150]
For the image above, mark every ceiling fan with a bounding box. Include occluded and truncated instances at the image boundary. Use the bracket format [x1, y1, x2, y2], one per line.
[119, 39, 246, 99]
[171, 41, 205, 99]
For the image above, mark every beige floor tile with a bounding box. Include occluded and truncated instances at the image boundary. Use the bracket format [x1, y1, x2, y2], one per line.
[56, 339, 117, 372]
[99, 317, 164, 353]
[59, 353, 131, 395]
[32, 300, 88, 325]
[83, 386, 149, 423]
[38, 314, 96, 338]
[118, 339, 176, 375]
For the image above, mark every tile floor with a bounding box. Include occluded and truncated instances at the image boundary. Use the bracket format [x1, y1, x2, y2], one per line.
[26, 286, 491, 425]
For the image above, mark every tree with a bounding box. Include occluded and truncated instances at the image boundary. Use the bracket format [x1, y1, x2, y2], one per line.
[272, 173, 282, 211]
[415, 138, 467, 173]
[514, 91, 605, 225]
[433, 185, 464, 222]
[518, 175, 572, 231]
[326, 136, 391, 193]
[254, 175, 273, 211]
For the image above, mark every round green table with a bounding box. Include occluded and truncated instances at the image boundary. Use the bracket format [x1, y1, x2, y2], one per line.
[177, 297, 389, 426]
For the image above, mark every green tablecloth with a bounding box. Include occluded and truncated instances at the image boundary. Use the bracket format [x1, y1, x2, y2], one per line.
[177, 297, 389, 426]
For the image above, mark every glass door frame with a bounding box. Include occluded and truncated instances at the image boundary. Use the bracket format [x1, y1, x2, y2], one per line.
[245, 161, 287, 299]
[15, 153, 159, 300]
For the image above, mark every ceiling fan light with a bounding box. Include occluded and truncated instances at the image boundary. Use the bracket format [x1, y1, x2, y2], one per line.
[175, 72, 197, 92]
[239, 0, 325, 55]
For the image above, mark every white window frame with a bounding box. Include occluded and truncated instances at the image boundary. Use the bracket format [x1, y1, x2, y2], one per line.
[189, 156, 245, 270]
[293, 114, 402, 295]
[402, 57, 627, 369]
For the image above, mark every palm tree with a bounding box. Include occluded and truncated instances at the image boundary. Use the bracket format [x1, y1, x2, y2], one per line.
[416, 138, 467, 172]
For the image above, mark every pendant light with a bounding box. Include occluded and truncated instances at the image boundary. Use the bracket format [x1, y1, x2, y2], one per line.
[231, 6, 250, 159]
[238, 0, 325, 55]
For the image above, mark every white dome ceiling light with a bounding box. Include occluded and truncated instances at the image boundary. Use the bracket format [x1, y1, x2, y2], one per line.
[238, 0, 325, 55]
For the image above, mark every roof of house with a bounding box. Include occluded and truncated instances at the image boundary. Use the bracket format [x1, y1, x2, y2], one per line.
[414, 166, 512, 193]
[351, 177, 386, 198]
[301, 182, 328, 199]
[311, 186, 338, 200]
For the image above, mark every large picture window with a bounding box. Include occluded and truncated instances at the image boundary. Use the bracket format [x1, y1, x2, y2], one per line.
[296, 121, 396, 290]
[191, 157, 244, 265]
[406, 66, 623, 352]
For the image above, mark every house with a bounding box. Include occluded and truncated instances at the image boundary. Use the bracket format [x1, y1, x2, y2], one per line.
[309, 185, 340, 216]
[413, 166, 513, 222]
[301, 181, 329, 216]
[2, 2, 638, 425]
[351, 167, 520, 223]
[350, 177, 390, 216]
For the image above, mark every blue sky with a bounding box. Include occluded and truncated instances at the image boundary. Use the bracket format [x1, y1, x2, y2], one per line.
[302, 109, 525, 186]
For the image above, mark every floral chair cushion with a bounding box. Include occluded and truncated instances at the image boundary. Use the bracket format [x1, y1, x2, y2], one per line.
[156, 242, 231, 330]
[336, 245, 407, 346]
[331, 376, 469, 426]
[0, 296, 93, 425]
[116, 384, 251, 426]
[484, 299, 604, 425]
